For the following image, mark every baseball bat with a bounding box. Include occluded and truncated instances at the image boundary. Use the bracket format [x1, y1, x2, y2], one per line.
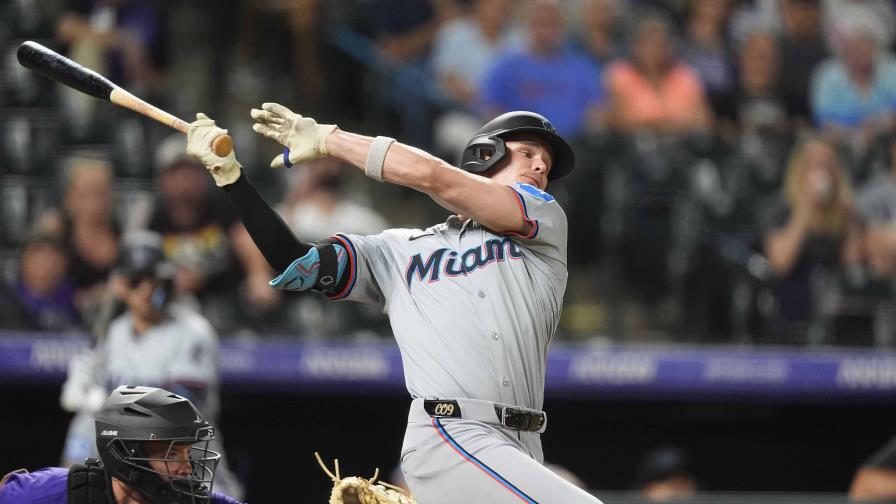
[16, 41, 232, 156]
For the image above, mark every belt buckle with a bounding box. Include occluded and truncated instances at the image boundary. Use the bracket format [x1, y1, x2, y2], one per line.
[498, 406, 510, 427]
[499, 406, 527, 430]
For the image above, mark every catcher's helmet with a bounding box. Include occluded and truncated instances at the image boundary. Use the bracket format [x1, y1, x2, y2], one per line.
[460, 111, 575, 181]
[95, 386, 220, 504]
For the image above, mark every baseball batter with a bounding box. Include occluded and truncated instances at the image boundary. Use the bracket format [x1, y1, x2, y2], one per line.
[186, 106, 601, 503]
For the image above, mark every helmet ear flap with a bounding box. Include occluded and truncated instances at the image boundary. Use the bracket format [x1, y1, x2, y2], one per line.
[460, 135, 506, 174]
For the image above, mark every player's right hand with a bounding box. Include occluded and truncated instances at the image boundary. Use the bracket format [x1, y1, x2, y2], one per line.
[187, 113, 242, 187]
[250, 102, 337, 168]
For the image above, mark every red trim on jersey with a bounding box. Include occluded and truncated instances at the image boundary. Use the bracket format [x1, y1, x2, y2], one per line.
[498, 186, 538, 239]
[327, 234, 357, 300]
[431, 418, 537, 502]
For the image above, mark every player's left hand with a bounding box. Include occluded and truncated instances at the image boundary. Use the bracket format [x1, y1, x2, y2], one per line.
[250, 103, 337, 169]
[187, 113, 242, 187]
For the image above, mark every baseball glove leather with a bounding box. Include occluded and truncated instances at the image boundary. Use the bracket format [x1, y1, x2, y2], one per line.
[315, 453, 416, 504]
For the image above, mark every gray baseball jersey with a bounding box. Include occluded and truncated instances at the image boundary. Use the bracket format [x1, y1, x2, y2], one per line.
[101, 304, 219, 410]
[329, 183, 566, 412]
[324, 183, 601, 502]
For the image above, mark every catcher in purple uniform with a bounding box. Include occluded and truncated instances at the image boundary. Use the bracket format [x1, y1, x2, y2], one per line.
[0, 386, 242, 504]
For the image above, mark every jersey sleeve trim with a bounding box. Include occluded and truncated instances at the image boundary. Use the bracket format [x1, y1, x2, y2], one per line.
[499, 185, 539, 239]
[326, 233, 358, 300]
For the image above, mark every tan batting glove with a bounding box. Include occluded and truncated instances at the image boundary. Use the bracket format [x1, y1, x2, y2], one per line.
[187, 113, 242, 187]
[250, 102, 337, 169]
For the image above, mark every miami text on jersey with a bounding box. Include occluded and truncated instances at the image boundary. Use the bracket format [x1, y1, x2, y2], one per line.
[405, 237, 523, 287]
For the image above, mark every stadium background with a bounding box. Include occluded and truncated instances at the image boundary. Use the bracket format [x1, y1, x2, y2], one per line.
[2, 0, 896, 502]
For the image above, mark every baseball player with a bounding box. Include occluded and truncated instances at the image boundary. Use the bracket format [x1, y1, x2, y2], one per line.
[58, 231, 243, 500]
[0, 385, 243, 504]
[186, 106, 601, 503]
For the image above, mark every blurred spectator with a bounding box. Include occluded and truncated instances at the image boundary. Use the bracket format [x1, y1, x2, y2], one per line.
[811, 7, 896, 153]
[148, 136, 277, 327]
[681, 0, 737, 118]
[605, 12, 712, 135]
[762, 136, 863, 340]
[371, 0, 459, 63]
[633, 446, 698, 502]
[576, 0, 624, 66]
[55, 0, 166, 133]
[279, 158, 389, 241]
[36, 157, 120, 327]
[823, 0, 896, 54]
[368, 0, 460, 147]
[544, 463, 587, 490]
[1, 233, 79, 331]
[58, 230, 243, 498]
[432, 0, 522, 108]
[480, 0, 606, 139]
[285, 0, 325, 106]
[727, 28, 788, 134]
[55, 0, 165, 89]
[431, 0, 524, 158]
[850, 436, 896, 502]
[777, 0, 828, 123]
[857, 135, 896, 277]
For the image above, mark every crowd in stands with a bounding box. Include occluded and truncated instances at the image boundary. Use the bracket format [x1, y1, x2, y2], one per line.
[4, 0, 896, 346]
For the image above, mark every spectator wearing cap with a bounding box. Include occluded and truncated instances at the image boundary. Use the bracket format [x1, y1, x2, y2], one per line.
[633, 446, 698, 502]
[147, 135, 278, 330]
[811, 5, 896, 149]
[850, 436, 896, 501]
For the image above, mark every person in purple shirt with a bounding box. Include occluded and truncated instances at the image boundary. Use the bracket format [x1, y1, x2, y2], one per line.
[0, 386, 243, 504]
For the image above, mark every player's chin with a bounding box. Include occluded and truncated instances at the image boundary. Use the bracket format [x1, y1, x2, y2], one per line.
[518, 176, 545, 190]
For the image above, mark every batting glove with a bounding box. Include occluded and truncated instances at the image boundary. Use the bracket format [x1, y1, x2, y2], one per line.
[187, 113, 242, 187]
[250, 102, 337, 169]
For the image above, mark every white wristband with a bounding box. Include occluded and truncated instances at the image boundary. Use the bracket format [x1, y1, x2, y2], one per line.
[365, 136, 395, 182]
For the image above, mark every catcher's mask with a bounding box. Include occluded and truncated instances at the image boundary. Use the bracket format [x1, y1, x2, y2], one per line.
[116, 231, 175, 310]
[95, 386, 220, 504]
[460, 111, 575, 181]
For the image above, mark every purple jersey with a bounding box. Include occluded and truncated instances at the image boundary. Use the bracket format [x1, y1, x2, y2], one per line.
[0, 467, 243, 504]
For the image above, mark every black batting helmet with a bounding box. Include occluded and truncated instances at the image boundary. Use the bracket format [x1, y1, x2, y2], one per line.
[460, 111, 575, 181]
[116, 231, 175, 308]
[116, 231, 175, 281]
[95, 386, 220, 504]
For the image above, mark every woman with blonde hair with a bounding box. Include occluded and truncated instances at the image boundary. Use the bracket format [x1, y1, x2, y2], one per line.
[763, 135, 863, 340]
[37, 157, 120, 326]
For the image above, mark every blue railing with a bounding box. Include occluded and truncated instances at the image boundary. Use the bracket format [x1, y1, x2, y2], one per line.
[3, 332, 896, 401]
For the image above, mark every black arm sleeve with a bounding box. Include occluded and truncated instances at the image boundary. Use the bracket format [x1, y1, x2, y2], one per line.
[222, 172, 312, 272]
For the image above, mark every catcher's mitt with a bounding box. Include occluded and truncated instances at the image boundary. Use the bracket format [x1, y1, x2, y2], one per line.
[315, 452, 416, 504]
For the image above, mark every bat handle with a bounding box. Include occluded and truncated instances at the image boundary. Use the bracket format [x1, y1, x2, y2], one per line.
[212, 134, 233, 156]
